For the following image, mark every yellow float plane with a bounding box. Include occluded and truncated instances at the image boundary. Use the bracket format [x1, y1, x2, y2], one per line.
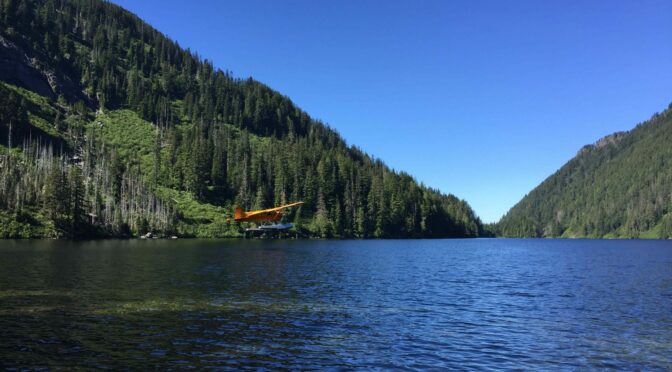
[231, 202, 304, 231]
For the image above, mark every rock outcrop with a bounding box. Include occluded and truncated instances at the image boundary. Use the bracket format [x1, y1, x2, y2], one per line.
[0, 34, 92, 105]
[0, 35, 55, 99]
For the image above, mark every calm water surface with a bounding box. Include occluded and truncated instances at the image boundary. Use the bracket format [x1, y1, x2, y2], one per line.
[0, 239, 671, 369]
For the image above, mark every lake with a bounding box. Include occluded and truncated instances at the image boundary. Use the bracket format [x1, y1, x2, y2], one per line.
[0, 239, 671, 369]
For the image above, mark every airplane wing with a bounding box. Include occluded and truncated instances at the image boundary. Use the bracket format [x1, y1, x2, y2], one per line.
[242, 201, 304, 219]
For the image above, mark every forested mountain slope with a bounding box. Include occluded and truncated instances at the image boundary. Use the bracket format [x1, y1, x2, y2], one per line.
[498, 105, 672, 238]
[0, 0, 483, 238]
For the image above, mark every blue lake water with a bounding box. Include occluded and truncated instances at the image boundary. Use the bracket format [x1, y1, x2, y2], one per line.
[0, 239, 671, 369]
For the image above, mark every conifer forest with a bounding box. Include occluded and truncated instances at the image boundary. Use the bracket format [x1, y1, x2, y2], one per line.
[0, 0, 483, 238]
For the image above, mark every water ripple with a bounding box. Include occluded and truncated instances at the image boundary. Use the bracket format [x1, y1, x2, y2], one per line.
[0, 238, 671, 369]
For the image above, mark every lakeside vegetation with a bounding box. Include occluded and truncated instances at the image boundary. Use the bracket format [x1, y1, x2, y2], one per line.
[0, 0, 483, 239]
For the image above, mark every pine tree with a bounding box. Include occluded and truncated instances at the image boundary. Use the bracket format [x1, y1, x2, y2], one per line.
[44, 164, 71, 237]
[68, 166, 88, 238]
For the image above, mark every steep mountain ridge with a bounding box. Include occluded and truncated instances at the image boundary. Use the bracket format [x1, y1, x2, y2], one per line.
[0, 0, 482, 238]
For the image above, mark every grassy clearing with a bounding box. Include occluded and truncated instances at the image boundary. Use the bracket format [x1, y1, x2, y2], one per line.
[156, 187, 241, 238]
[93, 109, 157, 174]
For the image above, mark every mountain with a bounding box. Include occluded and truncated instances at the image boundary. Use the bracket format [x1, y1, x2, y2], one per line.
[497, 104, 672, 239]
[0, 0, 483, 238]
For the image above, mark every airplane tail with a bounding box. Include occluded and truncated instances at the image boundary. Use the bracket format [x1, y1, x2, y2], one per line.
[234, 207, 245, 220]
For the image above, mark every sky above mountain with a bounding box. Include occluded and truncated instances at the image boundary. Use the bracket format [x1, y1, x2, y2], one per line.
[112, 0, 672, 223]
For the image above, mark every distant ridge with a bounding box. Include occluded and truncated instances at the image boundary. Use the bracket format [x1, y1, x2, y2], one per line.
[497, 104, 672, 238]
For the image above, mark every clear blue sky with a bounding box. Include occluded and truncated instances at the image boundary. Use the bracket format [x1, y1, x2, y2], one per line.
[112, 0, 672, 223]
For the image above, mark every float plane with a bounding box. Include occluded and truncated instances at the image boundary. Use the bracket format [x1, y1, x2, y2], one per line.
[231, 201, 304, 231]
